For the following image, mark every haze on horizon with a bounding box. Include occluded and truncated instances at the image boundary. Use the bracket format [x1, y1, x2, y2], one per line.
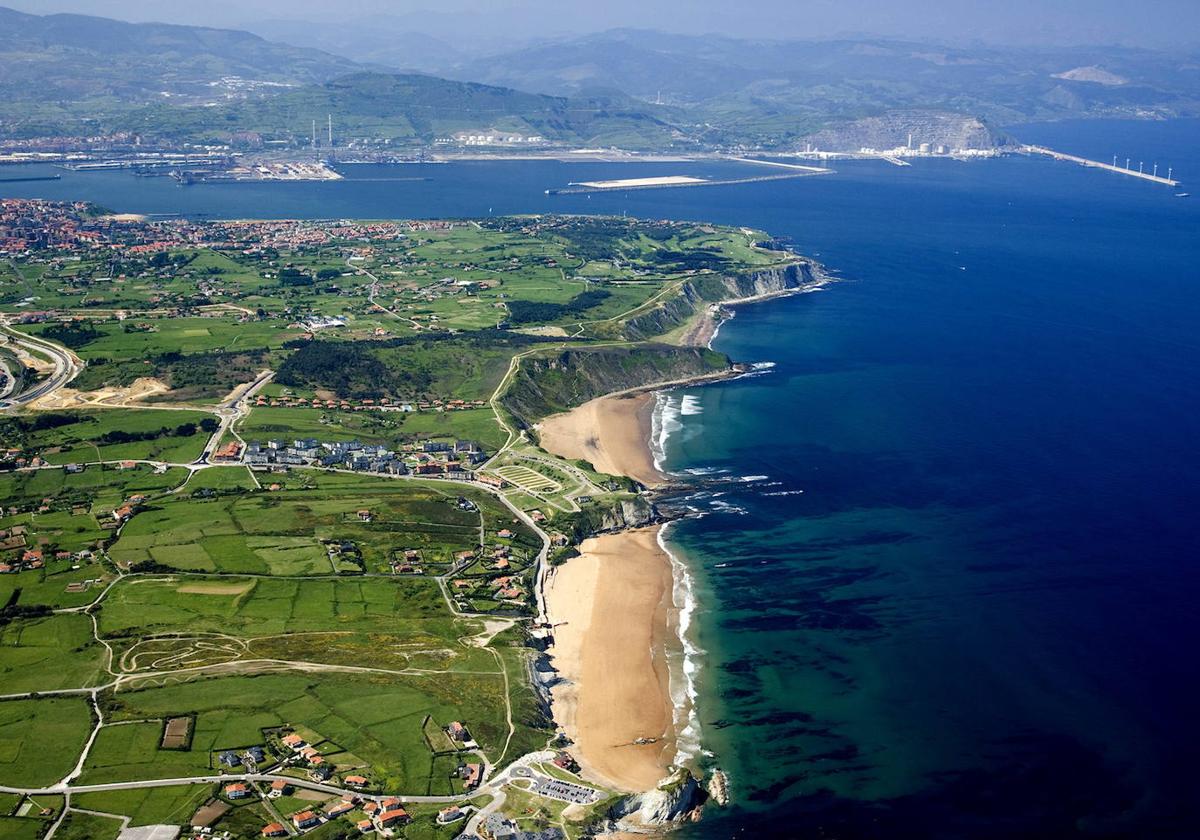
[5, 0, 1200, 51]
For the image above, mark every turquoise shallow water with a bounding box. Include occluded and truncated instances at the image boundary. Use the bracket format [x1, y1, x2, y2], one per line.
[5, 122, 1198, 836]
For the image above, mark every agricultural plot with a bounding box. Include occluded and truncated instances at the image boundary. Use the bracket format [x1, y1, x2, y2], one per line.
[73, 785, 211, 827]
[492, 465, 561, 494]
[2, 409, 213, 466]
[0, 463, 186, 511]
[0, 817, 47, 840]
[0, 560, 111, 609]
[99, 670, 530, 792]
[244, 631, 495, 674]
[239, 405, 505, 453]
[0, 614, 108, 694]
[97, 576, 456, 639]
[49, 812, 123, 840]
[19, 316, 297, 362]
[79, 721, 213, 784]
[109, 479, 512, 575]
[181, 466, 258, 493]
[0, 697, 93, 788]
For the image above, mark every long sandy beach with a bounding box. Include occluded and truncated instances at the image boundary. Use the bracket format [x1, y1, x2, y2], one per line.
[544, 526, 679, 792]
[536, 392, 667, 486]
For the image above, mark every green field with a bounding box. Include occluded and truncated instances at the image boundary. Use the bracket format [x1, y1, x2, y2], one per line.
[51, 811, 123, 840]
[98, 576, 454, 639]
[239, 405, 505, 452]
[97, 670, 533, 791]
[0, 409, 213, 465]
[0, 818, 45, 840]
[0, 614, 108, 694]
[0, 697, 93, 788]
[20, 317, 297, 362]
[80, 721, 213, 783]
[0, 463, 187, 510]
[108, 478, 532, 574]
[73, 784, 211, 827]
[0, 213, 786, 807]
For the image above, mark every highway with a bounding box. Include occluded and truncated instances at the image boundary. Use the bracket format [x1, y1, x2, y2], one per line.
[0, 321, 82, 409]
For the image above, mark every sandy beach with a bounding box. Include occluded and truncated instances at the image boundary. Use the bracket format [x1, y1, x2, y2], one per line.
[536, 392, 667, 486]
[544, 526, 679, 792]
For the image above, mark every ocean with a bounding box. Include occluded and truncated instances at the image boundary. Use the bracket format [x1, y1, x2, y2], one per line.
[5, 119, 1199, 837]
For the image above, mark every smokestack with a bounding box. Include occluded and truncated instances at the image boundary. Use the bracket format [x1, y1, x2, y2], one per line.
[328, 114, 333, 148]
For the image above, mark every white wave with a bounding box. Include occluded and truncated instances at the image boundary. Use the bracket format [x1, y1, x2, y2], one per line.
[707, 309, 735, 350]
[658, 523, 704, 767]
[762, 489, 805, 497]
[710, 499, 749, 515]
[739, 474, 769, 482]
[682, 466, 726, 476]
[679, 394, 704, 416]
[650, 391, 683, 474]
[751, 361, 777, 370]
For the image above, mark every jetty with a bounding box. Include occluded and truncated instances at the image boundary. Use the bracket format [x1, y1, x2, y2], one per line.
[0, 174, 61, 183]
[1023, 145, 1180, 186]
[547, 168, 832, 195]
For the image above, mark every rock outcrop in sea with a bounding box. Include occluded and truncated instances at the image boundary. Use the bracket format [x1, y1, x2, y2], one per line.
[609, 768, 706, 830]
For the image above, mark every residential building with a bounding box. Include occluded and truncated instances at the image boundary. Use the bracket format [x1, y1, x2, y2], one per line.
[293, 810, 321, 829]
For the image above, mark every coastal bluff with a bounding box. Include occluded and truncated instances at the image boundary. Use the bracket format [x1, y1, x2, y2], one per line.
[624, 259, 825, 341]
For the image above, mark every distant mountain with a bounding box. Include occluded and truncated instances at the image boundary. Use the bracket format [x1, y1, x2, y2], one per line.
[2, 7, 1198, 152]
[245, 17, 463, 74]
[443, 30, 1200, 146]
[132, 72, 682, 149]
[0, 5, 360, 100]
[0, 7, 677, 149]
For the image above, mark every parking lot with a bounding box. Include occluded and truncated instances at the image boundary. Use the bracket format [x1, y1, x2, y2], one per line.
[530, 775, 601, 804]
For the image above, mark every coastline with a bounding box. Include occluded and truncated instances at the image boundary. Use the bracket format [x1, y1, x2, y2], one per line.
[544, 526, 681, 792]
[535, 391, 668, 487]
[538, 265, 837, 800]
[678, 261, 838, 350]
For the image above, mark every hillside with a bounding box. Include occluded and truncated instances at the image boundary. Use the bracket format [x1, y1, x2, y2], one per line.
[2, 8, 1198, 151]
[443, 30, 1200, 147]
[0, 6, 359, 97]
[116, 72, 680, 148]
[0, 7, 678, 148]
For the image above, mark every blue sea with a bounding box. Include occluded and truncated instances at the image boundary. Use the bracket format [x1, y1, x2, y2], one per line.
[4, 119, 1198, 837]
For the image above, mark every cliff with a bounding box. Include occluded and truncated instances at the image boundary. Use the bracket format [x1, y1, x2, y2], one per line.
[623, 260, 821, 341]
[501, 344, 729, 429]
[802, 109, 1003, 151]
[610, 768, 705, 828]
[557, 497, 658, 543]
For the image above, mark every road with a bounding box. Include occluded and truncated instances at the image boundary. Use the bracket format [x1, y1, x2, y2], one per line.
[0, 321, 82, 408]
[200, 368, 273, 464]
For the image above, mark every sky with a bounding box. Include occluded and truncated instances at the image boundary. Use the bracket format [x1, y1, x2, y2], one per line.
[6, 0, 1200, 49]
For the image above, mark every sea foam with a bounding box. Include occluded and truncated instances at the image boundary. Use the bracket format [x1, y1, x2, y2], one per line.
[659, 521, 704, 767]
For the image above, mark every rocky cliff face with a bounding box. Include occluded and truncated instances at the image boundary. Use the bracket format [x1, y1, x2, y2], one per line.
[502, 344, 729, 427]
[611, 769, 705, 828]
[568, 497, 658, 539]
[624, 260, 818, 340]
[802, 109, 1002, 151]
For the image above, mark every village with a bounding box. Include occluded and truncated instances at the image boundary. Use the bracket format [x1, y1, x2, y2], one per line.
[228, 437, 490, 481]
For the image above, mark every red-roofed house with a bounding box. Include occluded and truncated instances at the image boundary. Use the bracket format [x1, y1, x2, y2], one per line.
[378, 808, 409, 827]
[293, 810, 320, 829]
